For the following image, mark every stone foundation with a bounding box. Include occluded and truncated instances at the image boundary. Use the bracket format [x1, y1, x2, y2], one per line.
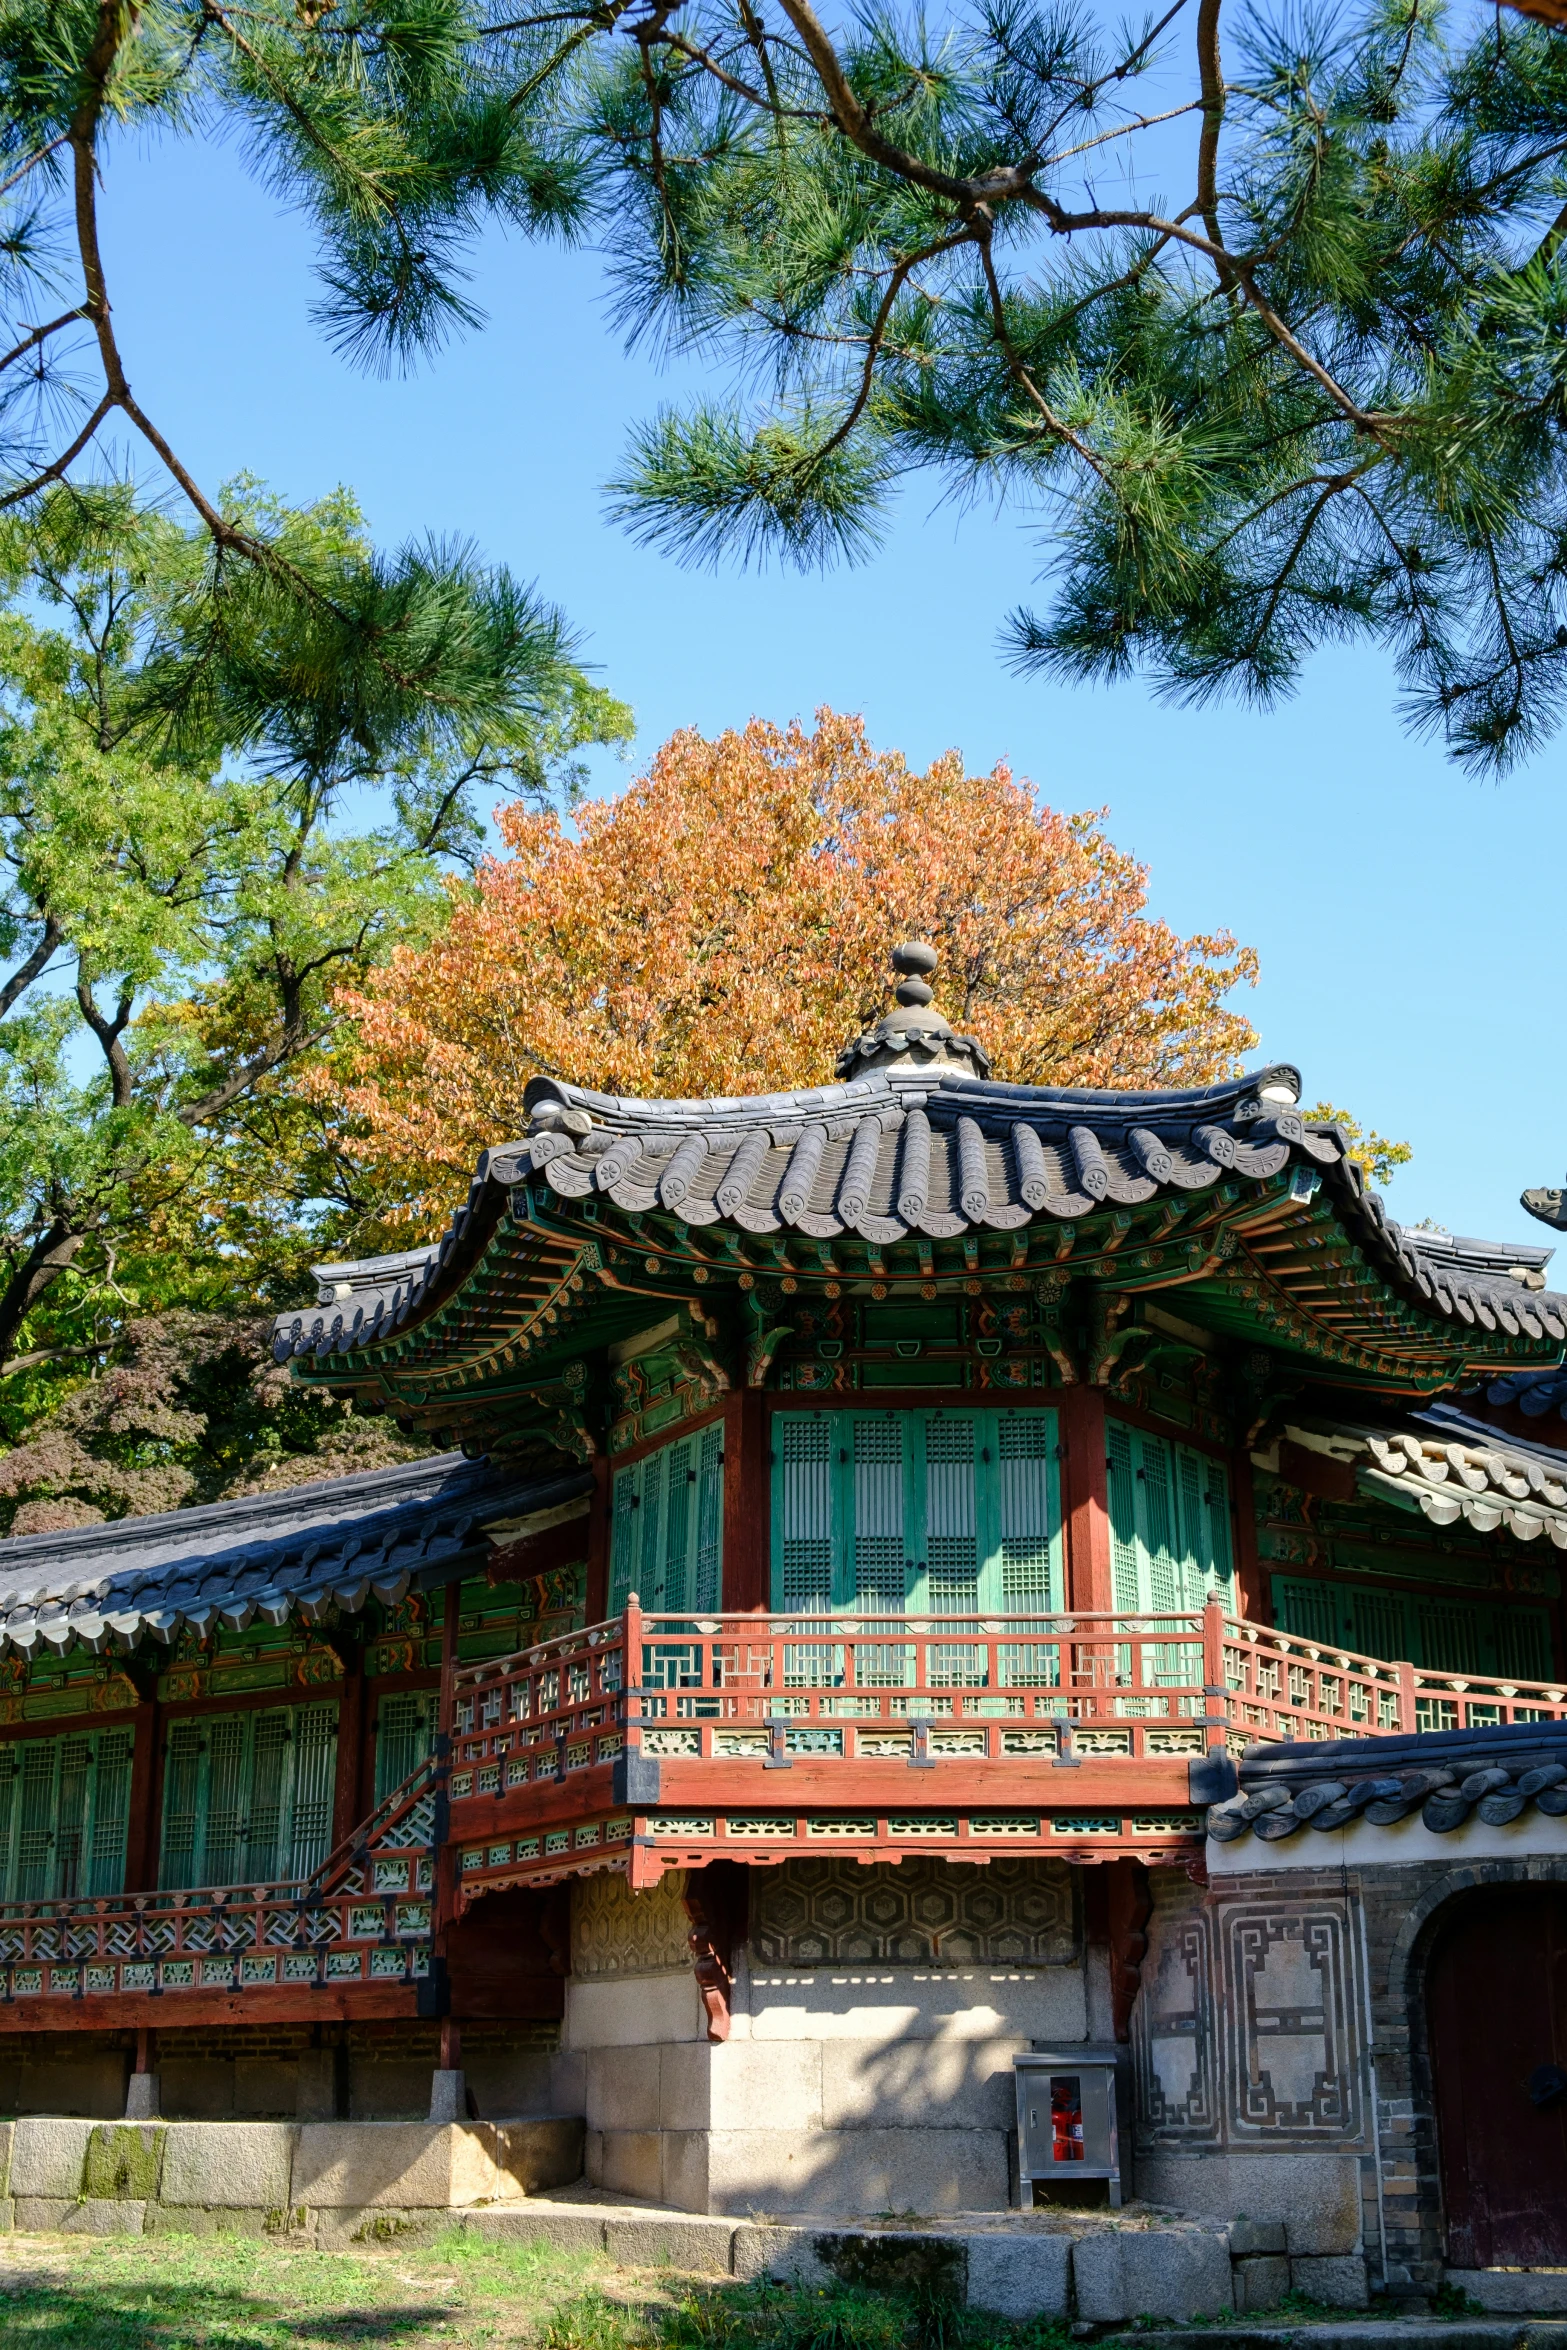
[564, 1858, 1100, 2216]
[0, 2115, 583, 2243]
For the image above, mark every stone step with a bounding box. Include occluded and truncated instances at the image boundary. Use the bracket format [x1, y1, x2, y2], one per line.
[1097, 2331, 1567, 2350]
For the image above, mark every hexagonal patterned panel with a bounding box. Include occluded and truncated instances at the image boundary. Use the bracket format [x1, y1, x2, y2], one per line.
[572, 1867, 693, 1976]
[750, 1857, 1077, 1965]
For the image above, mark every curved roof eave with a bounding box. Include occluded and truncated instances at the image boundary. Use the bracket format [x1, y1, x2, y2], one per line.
[271, 1061, 1567, 1375]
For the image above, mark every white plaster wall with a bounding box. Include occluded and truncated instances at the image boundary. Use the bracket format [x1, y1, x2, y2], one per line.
[560, 1951, 1095, 2216]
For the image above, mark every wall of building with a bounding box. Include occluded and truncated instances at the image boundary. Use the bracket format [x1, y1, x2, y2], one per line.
[1131, 1826, 1567, 2296]
[559, 1859, 1103, 2216]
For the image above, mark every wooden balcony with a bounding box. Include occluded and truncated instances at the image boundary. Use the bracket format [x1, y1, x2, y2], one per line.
[0, 1757, 438, 2027]
[448, 1598, 1567, 1891]
[2, 1603, 1562, 2027]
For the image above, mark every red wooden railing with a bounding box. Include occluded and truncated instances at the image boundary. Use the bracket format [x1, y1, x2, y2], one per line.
[450, 1597, 1567, 1776]
[0, 1754, 438, 2013]
[2, 1602, 1560, 2009]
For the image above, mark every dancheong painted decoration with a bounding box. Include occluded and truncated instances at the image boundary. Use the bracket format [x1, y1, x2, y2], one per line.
[2, 942, 1566, 2279]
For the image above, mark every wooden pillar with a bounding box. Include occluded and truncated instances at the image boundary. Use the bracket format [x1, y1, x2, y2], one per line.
[722, 1391, 769, 1611]
[330, 1627, 368, 1853]
[584, 1453, 611, 1624]
[438, 1578, 461, 1738]
[122, 1689, 161, 1894]
[1059, 1385, 1114, 1613]
[1230, 1449, 1268, 1623]
[434, 1579, 463, 1941]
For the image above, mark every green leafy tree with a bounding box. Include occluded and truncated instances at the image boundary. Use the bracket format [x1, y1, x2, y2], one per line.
[1303, 1102, 1412, 1187]
[0, 481, 627, 1417]
[25, 0, 1567, 771]
[0, 1311, 424, 1535]
[20, 3, 1567, 774]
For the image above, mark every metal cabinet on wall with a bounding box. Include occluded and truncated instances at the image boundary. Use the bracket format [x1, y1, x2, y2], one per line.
[770, 1406, 1062, 1615]
[0, 1727, 133, 1901]
[609, 1424, 724, 1614]
[159, 1702, 337, 1890]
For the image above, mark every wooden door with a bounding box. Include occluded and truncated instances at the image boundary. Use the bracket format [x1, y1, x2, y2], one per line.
[1428, 1888, 1567, 2268]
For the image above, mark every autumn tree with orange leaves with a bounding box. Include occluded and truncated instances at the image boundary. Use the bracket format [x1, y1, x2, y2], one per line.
[330, 711, 1261, 1239]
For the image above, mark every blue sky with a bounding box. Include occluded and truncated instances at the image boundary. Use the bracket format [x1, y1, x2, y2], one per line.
[98, 118, 1563, 1252]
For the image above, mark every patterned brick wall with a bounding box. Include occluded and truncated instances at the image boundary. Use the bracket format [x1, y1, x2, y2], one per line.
[1133, 1853, 1567, 2287]
[749, 1857, 1078, 1967]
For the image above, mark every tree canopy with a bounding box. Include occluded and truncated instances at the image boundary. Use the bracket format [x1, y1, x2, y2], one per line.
[0, 478, 626, 1466]
[20, 0, 1567, 772]
[330, 707, 1264, 1234]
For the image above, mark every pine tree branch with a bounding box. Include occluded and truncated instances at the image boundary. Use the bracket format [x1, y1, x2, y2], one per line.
[807, 225, 975, 467]
[0, 306, 91, 377]
[1196, 0, 1225, 249]
[0, 393, 115, 513]
[1044, 101, 1203, 170]
[972, 215, 1110, 478]
[0, 132, 68, 202]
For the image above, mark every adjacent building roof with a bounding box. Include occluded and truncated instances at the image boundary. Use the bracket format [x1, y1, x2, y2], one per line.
[0, 1454, 591, 1658]
[1482, 1363, 1567, 1422]
[1278, 1402, 1567, 1549]
[1209, 1720, 1567, 1845]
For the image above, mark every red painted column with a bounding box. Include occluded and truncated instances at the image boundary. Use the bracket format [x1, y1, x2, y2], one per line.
[722, 1390, 769, 1611]
[1229, 1449, 1269, 1622]
[1059, 1386, 1114, 1613]
[122, 1692, 161, 1893]
[584, 1452, 611, 1624]
[438, 1577, 461, 1740]
[434, 1579, 463, 1938]
[330, 1633, 367, 1852]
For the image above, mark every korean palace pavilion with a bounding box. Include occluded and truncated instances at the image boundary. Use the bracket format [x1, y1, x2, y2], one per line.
[0, 943, 1563, 2296]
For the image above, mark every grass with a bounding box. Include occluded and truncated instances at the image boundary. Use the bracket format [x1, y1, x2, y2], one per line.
[0, 2235, 1080, 2350]
[0, 2230, 606, 2350]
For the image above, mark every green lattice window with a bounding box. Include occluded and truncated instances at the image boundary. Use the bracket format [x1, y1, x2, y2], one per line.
[159, 1703, 337, 1890]
[1106, 1419, 1235, 1613]
[374, 1690, 439, 1803]
[609, 1423, 725, 1613]
[1274, 1577, 1554, 1682]
[770, 1407, 1062, 1615]
[0, 1727, 133, 1903]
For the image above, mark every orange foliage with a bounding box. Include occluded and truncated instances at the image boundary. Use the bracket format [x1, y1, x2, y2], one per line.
[331, 710, 1259, 1233]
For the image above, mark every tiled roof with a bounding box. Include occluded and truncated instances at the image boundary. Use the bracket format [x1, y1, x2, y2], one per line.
[1481, 1363, 1567, 1422]
[1281, 1402, 1567, 1548]
[272, 1060, 1567, 1368]
[1209, 1720, 1567, 1844]
[0, 1455, 590, 1659]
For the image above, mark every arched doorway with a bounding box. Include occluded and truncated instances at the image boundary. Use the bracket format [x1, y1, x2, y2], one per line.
[1427, 1886, 1567, 2269]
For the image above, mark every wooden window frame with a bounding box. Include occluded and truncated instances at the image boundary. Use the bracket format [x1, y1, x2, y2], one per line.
[0, 1722, 135, 1903]
[1105, 1415, 1236, 1614]
[609, 1422, 726, 1614]
[157, 1697, 339, 1893]
[767, 1402, 1064, 1617]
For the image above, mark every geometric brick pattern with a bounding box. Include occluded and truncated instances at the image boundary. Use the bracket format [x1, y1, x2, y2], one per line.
[572, 1868, 693, 1977]
[1134, 1881, 1364, 2151]
[1221, 1903, 1363, 2142]
[750, 1856, 1078, 1966]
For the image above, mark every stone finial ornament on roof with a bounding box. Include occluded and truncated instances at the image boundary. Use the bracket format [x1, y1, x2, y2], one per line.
[834, 940, 992, 1082]
[1523, 1180, 1567, 1234]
